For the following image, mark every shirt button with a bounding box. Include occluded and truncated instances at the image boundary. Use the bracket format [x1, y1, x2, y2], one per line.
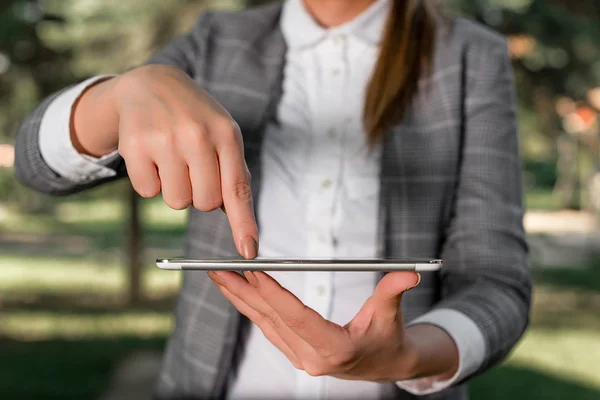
[316, 285, 327, 297]
[327, 128, 337, 139]
[321, 179, 332, 189]
[332, 69, 341, 77]
[317, 233, 326, 242]
[332, 35, 343, 45]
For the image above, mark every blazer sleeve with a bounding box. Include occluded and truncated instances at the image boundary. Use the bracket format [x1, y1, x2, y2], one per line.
[436, 37, 532, 378]
[14, 12, 214, 196]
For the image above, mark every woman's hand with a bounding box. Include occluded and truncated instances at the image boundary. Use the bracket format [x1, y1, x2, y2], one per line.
[207, 270, 459, 382]
[71, 65, 258, 258]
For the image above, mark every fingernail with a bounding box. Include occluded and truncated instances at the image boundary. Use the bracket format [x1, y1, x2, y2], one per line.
[407, 273, 421, 292]
[244, 271, 259, 288]
[240, 236, 258, 259]
[207, 271, 225, 286]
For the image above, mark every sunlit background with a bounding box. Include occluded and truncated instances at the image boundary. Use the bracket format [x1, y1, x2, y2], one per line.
[0, 0, 599, 399]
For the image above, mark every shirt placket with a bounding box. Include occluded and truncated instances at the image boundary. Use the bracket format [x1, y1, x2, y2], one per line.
[297, 33, 347, 400]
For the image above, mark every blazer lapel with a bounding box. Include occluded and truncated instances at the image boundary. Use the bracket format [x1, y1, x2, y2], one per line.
[200, 5, 286, 213]
[203, 5, 287, 397]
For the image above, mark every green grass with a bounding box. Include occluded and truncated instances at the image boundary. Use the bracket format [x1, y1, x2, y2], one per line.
[469, 263, 600, 399]
[1, 196, 599, 399]
[508, 329, 600, 391]
[525, 187, 559, 211]
[0, 196, 187, 236]
[471, 365, 600, 400]
[533, 261, 600, 293]
[0, 337, 166, 400]
[0, 255, 181, 298]
[2, 311, 172, 340]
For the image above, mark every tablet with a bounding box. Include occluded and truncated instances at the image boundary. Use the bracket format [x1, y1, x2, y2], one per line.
[156, 258, 442, 272]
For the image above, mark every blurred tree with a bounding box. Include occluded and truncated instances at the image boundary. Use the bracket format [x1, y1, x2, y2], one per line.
[455, 0, 600, 209]
[37, 0, 208, 76]
[1, 0, 211, 303]
[0, 0, 72, 140]
[37, 0, 210, 304]
[0, 0, 74, 212]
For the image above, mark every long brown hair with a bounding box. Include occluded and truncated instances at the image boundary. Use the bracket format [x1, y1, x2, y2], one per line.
[364, 0, 437, 146]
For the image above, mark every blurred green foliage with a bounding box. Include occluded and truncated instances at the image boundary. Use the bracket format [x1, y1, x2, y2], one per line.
[455, 0, 600, 204]
[0, 0, 207, 211]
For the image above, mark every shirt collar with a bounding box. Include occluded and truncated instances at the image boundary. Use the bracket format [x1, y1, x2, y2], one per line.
[281, 0, 392, 50]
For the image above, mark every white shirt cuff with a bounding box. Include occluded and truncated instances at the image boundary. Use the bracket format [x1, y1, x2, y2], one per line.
[396, 308, 486, 395]
[39, 75, 120, 183]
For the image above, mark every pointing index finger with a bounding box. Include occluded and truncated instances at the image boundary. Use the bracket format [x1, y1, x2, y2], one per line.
[216, 134, 258, 259]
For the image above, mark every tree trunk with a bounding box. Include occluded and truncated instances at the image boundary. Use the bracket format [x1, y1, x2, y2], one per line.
[127, 185, 143, 304]
[553, 134, 580, 209]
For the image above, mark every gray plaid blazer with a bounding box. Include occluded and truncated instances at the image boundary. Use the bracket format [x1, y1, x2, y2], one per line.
[15, 3, 531, 400]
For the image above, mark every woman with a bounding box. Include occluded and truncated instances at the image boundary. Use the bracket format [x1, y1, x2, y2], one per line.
[15, 0, 531, 399]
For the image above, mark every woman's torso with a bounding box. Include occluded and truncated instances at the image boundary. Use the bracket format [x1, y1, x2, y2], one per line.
[161, 3, 476, 399]
[228, 1, 391, 397]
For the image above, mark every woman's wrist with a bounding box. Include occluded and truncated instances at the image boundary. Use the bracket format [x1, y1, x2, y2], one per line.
[397, 324, 460, 381]
[71, 76, 120, 157]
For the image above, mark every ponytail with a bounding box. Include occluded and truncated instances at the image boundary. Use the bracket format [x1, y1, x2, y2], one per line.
[364, 0, 437, 146]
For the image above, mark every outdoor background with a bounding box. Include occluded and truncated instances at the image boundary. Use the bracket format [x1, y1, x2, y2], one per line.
[1, 0, 599, 399]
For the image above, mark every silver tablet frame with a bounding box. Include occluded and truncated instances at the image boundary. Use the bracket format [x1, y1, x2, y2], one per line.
[156, 258, 443, 272]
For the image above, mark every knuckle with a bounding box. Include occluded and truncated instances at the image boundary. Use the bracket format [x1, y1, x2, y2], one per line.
[183, 123, 210, 146]
[291, 360, 304, 371]
[120, 134, 143, 155]
[231, 181, 252, 202]
[194, 197, 222, 213]
[327, 350, 355, 368]
[137, 184, 160, 199]
[261, 311, 282, 328]
[282, 313, 305, 331]
[213, 117, 238, 136]
[215, 120, 242, 146]
[160, 132, 178, 151]
[113, 72, 142, 95]
[192, 122, 209, 137]
[143, 128, 175, 152]
[211, 193, 224, 208]
[165, 197, 192, 210]
[255, 314, 269, 327]
[193, 203, 218, 213]
[303, 362, 328, 377]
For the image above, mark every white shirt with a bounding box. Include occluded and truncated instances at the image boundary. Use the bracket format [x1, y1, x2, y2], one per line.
[37, 0, 485, 398]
